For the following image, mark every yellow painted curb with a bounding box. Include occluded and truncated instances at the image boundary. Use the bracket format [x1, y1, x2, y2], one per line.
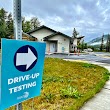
[64, 59, 89, 63]
[74, 60, 88, 63]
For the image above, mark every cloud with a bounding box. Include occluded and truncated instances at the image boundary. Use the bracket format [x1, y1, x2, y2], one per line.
[45, 16, 63, 24]
[23, 13, 35, 21]
[96, 0, 100, 6]
[0, 0, 110, 42]
[0, 0, 12, 12]
[101, 8, 110, 22]
[75, 5, 86, 15]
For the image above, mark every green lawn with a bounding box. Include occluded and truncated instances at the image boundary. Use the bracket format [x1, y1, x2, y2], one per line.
[7, 58, 110, 110]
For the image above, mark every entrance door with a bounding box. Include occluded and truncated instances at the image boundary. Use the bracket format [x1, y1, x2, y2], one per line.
[50, 43, 56, 53]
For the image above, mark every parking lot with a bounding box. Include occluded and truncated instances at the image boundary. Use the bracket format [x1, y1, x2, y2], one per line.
[46, 52, 110, 64]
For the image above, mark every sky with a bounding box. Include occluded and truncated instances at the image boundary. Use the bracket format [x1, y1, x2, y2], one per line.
[0, 0, 110, 42]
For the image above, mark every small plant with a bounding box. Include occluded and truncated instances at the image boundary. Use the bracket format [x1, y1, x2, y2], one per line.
[105, 71, 110, 75]
[43, 76, 65, 83]
[60, 86, 83, 99]
[104, 71, 110, 80]
[43, 93, 55, 103]
[43, 76, 58, 83]
[82, 63, 94, 68]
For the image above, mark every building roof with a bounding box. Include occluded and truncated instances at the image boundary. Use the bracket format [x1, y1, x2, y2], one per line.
[22, 32, 35, 38]
[27, 25, 57, 34]
[77, 36, 84, 39]
[27, 25, 84, 41]
[43, 32, 71, 41]
[8, 32, 35, 39]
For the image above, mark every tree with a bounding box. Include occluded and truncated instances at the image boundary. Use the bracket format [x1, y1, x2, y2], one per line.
[22, 17, 40, 32]
[84, 43, 87, 49]
[106, 34, 110, 52]
[30, 17, 40, 30]
[70, 28, 79, 52]
[0, 8, 41, 41]
[6, 13, 13, 36]
[100, 34, 104, 51]
[0, 8, 7, 38]
[77, 42, 86, 51]
[23, 21, 31, 32]
[22, 17, 25, 31]
[81, 40, 84, 51]
[0, 8, 7, 21]
[72, 28, 79, 38]
[22, 17, 31, 32]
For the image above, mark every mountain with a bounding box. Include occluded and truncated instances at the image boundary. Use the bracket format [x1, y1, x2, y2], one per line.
[87, 35, 108, 46]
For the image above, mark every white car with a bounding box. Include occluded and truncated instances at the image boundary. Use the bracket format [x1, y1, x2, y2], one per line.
[84, 48, 93, 52]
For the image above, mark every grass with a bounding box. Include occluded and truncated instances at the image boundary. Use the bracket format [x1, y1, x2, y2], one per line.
[7, 58, 110, 110]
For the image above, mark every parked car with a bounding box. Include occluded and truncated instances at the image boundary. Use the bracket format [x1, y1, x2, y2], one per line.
[84, 48, 93, 52]
[87, 48, 93, 52]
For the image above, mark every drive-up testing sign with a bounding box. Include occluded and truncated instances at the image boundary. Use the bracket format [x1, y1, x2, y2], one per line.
[0, 39, 46, 110]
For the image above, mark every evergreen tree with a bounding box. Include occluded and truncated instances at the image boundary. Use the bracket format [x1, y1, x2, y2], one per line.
[72, 28, 79, 38]
[81, 40, 84, 51]
[106, 34, 110, 52]
[6, 13, 13, 36]
[100, 34, 104, 51]
[0, 8, 7, 38]
[84, 43, 87, 49]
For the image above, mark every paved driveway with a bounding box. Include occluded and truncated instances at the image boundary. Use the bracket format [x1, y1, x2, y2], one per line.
[0, 52, 110, 64]
[46, 52, 110, 64]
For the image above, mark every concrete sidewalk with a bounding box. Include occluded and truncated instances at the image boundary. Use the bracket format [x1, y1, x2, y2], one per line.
[80, 61, 110, 110]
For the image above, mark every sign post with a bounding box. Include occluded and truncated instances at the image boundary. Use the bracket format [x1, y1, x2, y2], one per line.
[13, 0, 22, 40]
[16, 104, 22, 110]
[13, 0, 22, 109]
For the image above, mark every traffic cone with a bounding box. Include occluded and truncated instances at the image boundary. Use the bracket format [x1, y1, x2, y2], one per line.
[48, 48, 50, 55]
[74, 50, 76, 55]
[78, 49, 80, 56]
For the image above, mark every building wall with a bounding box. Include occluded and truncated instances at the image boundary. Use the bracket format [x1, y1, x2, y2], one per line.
[70, 38, 78, 52]
[73, 38, 78, 46]
[48, 35, 70, 53]
[30, 28, 55, 42]
[45, 41, 50, 53]
[79, 38, 84, 43]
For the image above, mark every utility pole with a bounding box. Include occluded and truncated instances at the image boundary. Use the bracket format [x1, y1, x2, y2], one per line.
[13, 0, 22, 109]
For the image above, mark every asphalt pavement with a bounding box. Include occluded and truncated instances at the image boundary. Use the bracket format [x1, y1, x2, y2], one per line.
[46, 52, 110, 64]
